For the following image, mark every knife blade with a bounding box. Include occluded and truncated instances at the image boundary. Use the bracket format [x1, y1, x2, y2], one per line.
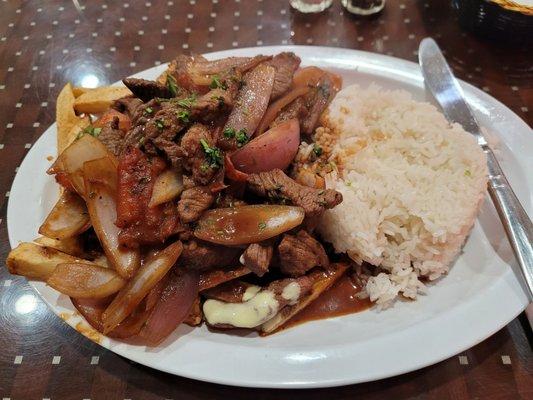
[419, 37, 533, 302]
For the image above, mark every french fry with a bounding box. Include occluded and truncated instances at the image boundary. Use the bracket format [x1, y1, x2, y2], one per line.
[56, 83, 80, 153]
[34, 236, 85, 258]
[72, 86, 94, 98]
[74, 86, 132, 114]
[261, 263, 349, 334]
[63, 115, 91, 151]
[6, 242, 85, 281]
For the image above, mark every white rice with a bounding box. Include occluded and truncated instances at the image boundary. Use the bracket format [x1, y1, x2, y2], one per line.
[315, 84, 488, 308]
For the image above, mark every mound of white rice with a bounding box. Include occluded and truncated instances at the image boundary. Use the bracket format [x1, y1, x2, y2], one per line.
[314, 85, 488, 307]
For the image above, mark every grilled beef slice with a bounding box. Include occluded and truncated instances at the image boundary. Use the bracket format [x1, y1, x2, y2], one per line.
[246, 169, 342, 218]
[179, 239, 240, 271]
[122, 78, 172, 102]
[278, 230, 329, 277]
[265, 52, 301, 100]
[177, 186, 215, 223]
[97, 116, 124, 156]
[242, 242, 273, 277]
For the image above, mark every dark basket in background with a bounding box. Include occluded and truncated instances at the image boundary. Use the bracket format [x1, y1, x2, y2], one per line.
[452, 0, 533, 43]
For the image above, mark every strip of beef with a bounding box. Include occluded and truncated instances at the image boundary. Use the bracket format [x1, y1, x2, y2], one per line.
[190, 70, 241, 122]
[113, 96, 144, 119]
[97, 116, 124, 156]
[177, 186, 215, 223]
[278, 230, 329, 277]
[247, 169, 342, 218]
[191, 54, 272, 75]
[242, 242, 273, 277]
[179, 239, 240, 271]
[271, 96, 308, 129]
[180, 123, 219, 185]
[219, 64, 276, 150]
[123, 78, 172, 102]
[265, 52, 301, 100]
[301, 74, 335, 135]
[142, 103, 187, 165]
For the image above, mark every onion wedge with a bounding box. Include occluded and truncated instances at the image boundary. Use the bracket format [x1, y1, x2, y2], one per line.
[38, 191, 91, 240]
[71, 297, 152, 339]
[230, 119, 300, 174]
[84, 159, 140, 279]
[47, 263, 126, 299]
[256, 87, 309, 135]
[101, 241, 183, 333]
[148, 169, 184, 208]
[138, 268, 199, 345]
[195, 205, 305, 245]
[292, 66, 343, 92]
[50, 134, 118, 196]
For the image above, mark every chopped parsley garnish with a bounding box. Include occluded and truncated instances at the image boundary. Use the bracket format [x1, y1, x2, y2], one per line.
[166, 74, 179, 97]
[144, 106, 153, 115]
[235, 128, 249, 147]
[155, 119, 165, 130]
[209, 75, 227, 90]
[177, 110, 190, 123]
[313, 144, 323, 157]
[464, 169, 471, 177]
[199, 138, 223, 168]
[258, 221, 267, 231]
[223, 127, 236, 138]
[212, 95, 225, 108]
[177, 94, 197, 109]
[77, 125, 102, 139]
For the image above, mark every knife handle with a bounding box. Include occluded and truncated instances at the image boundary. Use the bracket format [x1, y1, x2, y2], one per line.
[485, 148, 533, 301]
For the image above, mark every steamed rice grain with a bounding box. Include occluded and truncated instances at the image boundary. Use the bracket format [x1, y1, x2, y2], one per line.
[312, 85, 488, 307]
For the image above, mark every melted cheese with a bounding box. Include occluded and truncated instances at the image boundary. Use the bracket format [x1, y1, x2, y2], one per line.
[281, 282, 301, 304]
[203, 289, 279, 328]
[242, 285, 261, 301]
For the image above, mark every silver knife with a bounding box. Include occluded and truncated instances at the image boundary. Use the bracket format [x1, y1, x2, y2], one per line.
[419, 38, 533, 302]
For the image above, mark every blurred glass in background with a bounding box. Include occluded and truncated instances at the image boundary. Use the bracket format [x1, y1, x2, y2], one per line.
[341, 0, 386, 15]
[290, 0, 333, 13]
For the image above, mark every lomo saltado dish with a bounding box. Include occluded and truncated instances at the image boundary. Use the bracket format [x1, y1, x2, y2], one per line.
[6, 52, 372, 345]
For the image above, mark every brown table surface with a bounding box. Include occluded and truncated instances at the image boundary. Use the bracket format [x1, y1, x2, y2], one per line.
[1, 0, 532, 398]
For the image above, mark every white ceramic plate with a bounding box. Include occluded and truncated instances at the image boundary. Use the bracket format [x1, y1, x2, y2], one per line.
[7, 46, 531, 388]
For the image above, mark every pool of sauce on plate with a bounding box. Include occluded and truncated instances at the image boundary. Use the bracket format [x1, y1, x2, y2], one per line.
[282, 274, 372, 329]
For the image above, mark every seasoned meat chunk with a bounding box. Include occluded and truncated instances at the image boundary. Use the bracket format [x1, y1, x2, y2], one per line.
[97, 116, 124, 156]
[242, 242, 273, 277]
[278, 230, 329, 277]
[265, 52, 301, 100]
[179, 239, 240, 271]
[247, 169, 342, 218]
[113, 96, 144, 118]
[143, 104, 186, 165]
[180, 124, 219, 185]
[122, 78, 172, 102]
[177, 186, 215, 223]
[190, 54, 272, 75]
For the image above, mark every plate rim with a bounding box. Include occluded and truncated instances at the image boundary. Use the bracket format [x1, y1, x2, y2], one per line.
[7, 45, 530, 388]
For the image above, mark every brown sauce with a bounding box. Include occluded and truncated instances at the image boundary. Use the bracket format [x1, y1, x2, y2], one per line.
[283, 274, 372, 329]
